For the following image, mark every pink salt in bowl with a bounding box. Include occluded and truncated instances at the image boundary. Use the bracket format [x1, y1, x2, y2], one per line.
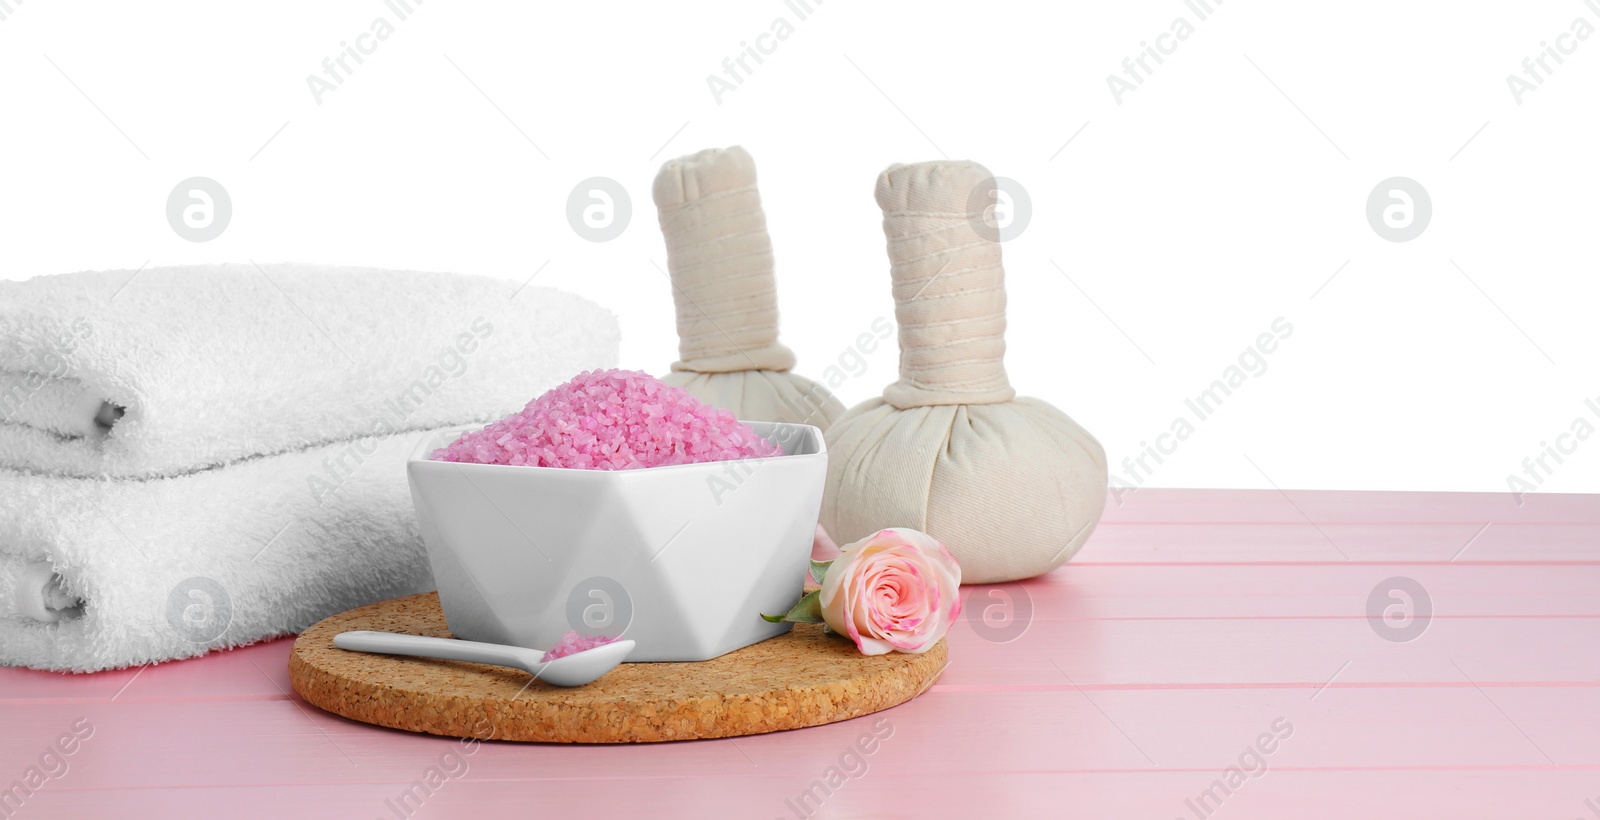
[405, 420, 826, 662]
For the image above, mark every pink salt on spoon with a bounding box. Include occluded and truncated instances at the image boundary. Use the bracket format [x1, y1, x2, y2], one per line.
[541, 631, 619, 663]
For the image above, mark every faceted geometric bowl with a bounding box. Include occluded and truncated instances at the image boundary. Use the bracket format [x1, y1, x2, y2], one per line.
[406, 421, 826, 662]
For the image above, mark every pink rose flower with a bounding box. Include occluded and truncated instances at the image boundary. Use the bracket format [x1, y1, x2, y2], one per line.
[818, 528, 962, 656]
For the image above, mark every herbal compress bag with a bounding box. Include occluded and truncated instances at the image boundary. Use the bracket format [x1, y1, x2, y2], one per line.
[653, 146, 845, 430]
[821, 160, 1108, 584]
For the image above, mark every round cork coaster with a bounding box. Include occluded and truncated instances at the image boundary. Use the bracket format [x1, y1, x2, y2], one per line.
[289, 592, 947, 743]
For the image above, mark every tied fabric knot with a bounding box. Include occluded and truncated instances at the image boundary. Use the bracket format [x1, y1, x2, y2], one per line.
[657, 179, 795, 374]
[879, 190, 1015, 409]
[651, 145, 845, 430]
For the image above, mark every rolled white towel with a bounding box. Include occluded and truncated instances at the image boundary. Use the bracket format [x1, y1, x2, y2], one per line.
[0, 263, 620, 478]
[0, 428, 441, 672]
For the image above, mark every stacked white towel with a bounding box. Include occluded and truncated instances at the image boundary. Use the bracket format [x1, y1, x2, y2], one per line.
[0, 264, 620, 671]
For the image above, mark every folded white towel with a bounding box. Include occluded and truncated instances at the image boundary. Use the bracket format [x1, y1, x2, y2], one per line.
[0, 429, 440, 672]
[0, 264, 620, 478]
[0, 263, 621, 670]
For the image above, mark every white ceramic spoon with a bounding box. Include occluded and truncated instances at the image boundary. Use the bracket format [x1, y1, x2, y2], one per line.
[332, 630, 634, 687]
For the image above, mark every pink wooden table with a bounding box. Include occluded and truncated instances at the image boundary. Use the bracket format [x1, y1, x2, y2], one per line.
[3, 489, 1597, 819]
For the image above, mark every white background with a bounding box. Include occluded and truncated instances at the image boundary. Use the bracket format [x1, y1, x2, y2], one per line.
[1, 0, 1596, 495]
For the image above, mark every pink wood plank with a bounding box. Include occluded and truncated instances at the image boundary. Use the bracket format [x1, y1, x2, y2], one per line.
[730, 685, 1600, 772]
[0, 699, 751, 791]
[1005, 563, 1600, 619]
[1078, 521, 1600, 563]
[0, 639, 295, 704]
[11, 769, 1599, 819]
[0, 663, 143, 703]
[1102, 488, 1600, 525]
[937, 614, 1600, 688]
[4, 685, 1597, 794]
[13, 578, 1594, 701]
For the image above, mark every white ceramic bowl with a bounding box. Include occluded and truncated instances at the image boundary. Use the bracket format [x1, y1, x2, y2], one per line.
[406, 421, 826, 662]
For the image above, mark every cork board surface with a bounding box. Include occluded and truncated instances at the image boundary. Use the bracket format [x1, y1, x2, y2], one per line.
[288, 592, 947, 743]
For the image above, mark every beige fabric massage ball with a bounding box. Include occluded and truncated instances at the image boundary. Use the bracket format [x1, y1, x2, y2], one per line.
[653, 146, 845, 431]
[820, 160, 1108, 584]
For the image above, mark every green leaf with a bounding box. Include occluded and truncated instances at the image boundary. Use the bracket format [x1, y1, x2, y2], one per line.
[760, 590, 824, 624]
[809, 559, 833, 586]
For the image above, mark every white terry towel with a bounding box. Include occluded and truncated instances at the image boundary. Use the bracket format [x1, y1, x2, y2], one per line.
[0, 430, 440, 672]
[0, 263, 620, 478]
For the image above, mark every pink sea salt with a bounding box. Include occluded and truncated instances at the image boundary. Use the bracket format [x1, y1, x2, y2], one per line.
[541, 631, 618, 663]
[431, 369, 782, 470]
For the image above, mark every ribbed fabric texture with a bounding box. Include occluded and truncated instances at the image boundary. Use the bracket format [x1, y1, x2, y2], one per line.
[655, 146, 795, 374]
[877, 161, 1015, 408]
[653, 146, 844, 430]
